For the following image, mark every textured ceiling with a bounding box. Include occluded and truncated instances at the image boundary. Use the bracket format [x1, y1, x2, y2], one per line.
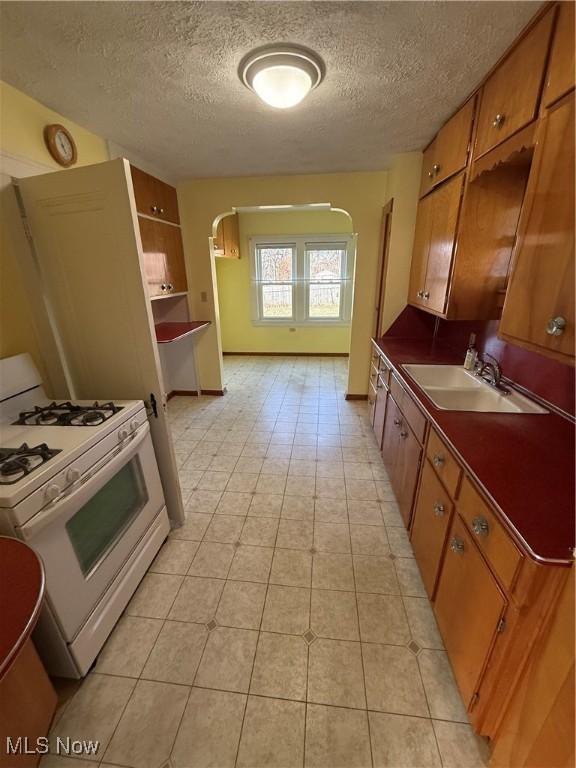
[0, 1, 539, 180]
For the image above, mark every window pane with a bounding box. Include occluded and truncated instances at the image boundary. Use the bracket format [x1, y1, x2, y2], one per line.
[262, 284, 293, 317]
[309, 283, 341, 318]
[258, 247, 293, 281]
[308, 248, 343, 280]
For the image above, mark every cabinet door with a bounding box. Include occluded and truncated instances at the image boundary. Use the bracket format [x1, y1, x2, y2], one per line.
[410, 460, 454, 598]
[368, 380, 377, 426]
[131, 166, 180, 224]
[138, 217, 166, 297]
[423, 174, 464, 314]
[381, 395, 401, 490]
[408, 193, 433, 306]
[433, 98, 475, 186]
[419, 140, 437, 197]
[395, 421, 422, 528]
[500, 91, 574, 363]
[434, 515, 506, 707]
[543, 1, 575, 107]
[160, 224, 188, 293]
[372, 381, 387, 449]
[474, 11, 554, 158]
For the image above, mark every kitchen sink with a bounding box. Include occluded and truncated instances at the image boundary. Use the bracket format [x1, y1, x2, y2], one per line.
[402, 364, 548, 414]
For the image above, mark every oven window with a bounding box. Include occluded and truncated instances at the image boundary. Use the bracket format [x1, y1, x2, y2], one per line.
[66, 456, 149, 575]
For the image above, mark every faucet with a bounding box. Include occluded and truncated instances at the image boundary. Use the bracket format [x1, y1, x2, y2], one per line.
[474, 353, 510, 394]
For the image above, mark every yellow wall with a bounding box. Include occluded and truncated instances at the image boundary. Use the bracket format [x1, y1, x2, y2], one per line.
[0, 81, 109, 381]
[216, 209, 353, 354]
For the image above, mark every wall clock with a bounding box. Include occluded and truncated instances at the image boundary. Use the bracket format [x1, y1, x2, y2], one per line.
[43, 124, 77, 167]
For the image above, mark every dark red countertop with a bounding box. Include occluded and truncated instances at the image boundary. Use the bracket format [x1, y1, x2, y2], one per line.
[374, 337, 575, 565]
[155, 321, 211, 344]
[0, 537, 45, 679]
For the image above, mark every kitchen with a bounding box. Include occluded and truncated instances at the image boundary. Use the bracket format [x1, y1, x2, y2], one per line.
[0, 2, 574, 767]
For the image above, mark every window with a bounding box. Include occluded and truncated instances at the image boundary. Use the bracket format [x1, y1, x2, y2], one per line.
[251, 235, 355, 325]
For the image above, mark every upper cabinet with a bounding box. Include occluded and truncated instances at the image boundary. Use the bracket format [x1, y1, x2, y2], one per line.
[473, 11, 554, 159]
[131, 165, 180, 225]
[213, 213, 240, 259]
[543, 0, 575, 107]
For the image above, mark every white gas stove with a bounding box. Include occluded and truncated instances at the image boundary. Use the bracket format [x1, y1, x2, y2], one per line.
[0, 354, 169, 678]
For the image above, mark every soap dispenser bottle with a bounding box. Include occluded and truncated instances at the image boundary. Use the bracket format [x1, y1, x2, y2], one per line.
[464, 333, 478, 371]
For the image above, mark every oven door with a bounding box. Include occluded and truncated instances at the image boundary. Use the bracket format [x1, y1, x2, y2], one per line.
[19, 422, 165, 641]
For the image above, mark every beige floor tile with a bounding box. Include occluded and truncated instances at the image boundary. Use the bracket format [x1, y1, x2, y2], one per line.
[216, 580, 267, 629]
[248, 493, 283, 517]
[276, 518, 314, 549]
[103, 679, 189, 768]
[369, 711, 441, 768]
[270, 548, 313, 587]
[216, 491, 252, 515]
[235, 457, 264, 473]
[250, 632, 308, 700]
[282, 495, 315, 520]
[237, 696, 305, 768]
[171, 687, 246, 768]
[50, 673, 135, 762]
[228, 545, 274, 583]
[255, 473, 287, 494]
[261, 585, 310, 634]
[313, 553, 355, 591]
[198, 470, 232, 491]
[291, 445, 317, 460]
[126, 573, 183, 619]
[227, 472, 259, 493]
[308, 638, 366, 709]
[195, 626, 258, 693]
[314, 522, 351, 553]
[403, 597, 444, 649]
[387, 526, 415, 557]
[394, 557, 427, 597]
[204, 514, 244, 544]
[315, 477, 347, 499]
[267, 444, 292, 459]
[289, 458, 317, 476]
[418, 649, 468, 722]
[285, 475, 316, 496]
[305, 704, 372, 768]
[346, 478, 378, 500]
[208, 454, 239, 472]
[316, 460, 344, 478]
[433, 721, 490, 767]
[314, 498, 348, 523]
[347, 500, 383, 525]
[150, 539, 199, 575]
[311, 589, 359, 641]
[96, 616, 162, 677]
[170, 512, 212, 541]
[168, 576, 224, 623]
[261, 457, 290, 475]
[362, 643, 429, 717]
[141, 620, 208, 685]
[240, 516, 279, 546]
[380, 500, 404, 526]
[357, 593, 410, 644]
[344, 462, 374, 481]
[186, 489, 223, 514]
[188, 541, 235, 578]
[353, 555, 400, 594]
[350, 524, 389, 555]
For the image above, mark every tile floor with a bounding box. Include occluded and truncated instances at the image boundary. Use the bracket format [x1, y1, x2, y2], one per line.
[45, 356, 489, 768]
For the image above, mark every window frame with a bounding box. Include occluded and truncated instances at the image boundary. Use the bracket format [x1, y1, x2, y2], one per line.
[250, 234, 355, 326]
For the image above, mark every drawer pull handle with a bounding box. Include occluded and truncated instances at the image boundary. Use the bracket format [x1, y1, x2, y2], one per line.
[393, 418, 402, 427]
[400, 430, 408, 439]
[472, 516, 490, 537]
[422, 291, 430, 300]
[492, 113, 505, 128]
[433, 502, 445, 517]
[432, 163, 441, 175]
[450, 537, 465, 555]
[428, 170, 434, 179]
[433, 454, 445, 467]
[546, 316, 566, 336]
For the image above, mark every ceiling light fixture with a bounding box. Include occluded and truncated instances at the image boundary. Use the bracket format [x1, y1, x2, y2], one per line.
[240, 45, 324, 109]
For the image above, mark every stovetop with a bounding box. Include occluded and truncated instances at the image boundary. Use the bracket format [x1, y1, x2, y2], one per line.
[0, 443, 62, 485]
[13, 401, 124, 427]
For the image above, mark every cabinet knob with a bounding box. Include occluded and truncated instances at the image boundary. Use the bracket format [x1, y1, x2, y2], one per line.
[400, 430, 408, 439]
[492, 113, 505, 128]
[546, 316, 566, 336]
[450, 537, 465, 554]
[167, 283, 173, 291]
[151, 205, 158, 213]
[422, 291, 430, 300]
[159, 208, 165, 214]
[472, 516, 490, 537]
[428, 170, 434, 179]
[433, 502, 445, 517]
[393, 418, 402, 427]
[161, 284, 167, 291]
[433, 453, 445, 467]
[432, 163, 440, 175]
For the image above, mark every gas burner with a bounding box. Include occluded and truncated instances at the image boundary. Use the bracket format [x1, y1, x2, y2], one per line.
[0, 443, 61, 485]
[13, 401, 123, 427]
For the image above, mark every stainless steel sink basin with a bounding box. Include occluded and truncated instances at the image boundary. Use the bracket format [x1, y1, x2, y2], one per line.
[402, 364, 547, 414]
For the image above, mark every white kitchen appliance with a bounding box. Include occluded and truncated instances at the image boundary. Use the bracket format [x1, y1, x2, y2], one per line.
[0, 353, 170, 677]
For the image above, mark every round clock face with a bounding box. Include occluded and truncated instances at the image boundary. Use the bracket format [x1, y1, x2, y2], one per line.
[44, 124, 77, 167]
[55, 129, 74, 162]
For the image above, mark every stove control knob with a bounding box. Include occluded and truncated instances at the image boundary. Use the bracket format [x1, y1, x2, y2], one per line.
[66, 467, 82, 484]
[118, 428, 129, 442]
[45, 483, 61, 503]
[130, 419, 139, 434]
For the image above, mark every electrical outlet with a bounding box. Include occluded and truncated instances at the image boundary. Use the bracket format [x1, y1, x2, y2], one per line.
[289, 328, 296, 332]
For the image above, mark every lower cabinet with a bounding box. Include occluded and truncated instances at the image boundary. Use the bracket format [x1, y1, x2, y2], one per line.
[381, 395, 422, 527]
[434, 514, 507, 707]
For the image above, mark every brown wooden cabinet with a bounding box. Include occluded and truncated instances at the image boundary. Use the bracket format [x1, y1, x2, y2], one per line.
[420, 99, 475, 196]
[499, 90, 575, 363]
[543, 1, 575, 107]
[138, 217, 188, 298]
[408, 191, 433, 305]
[473, 11, 554, 159]
[434, 513, 507, 707]
[372, 377, 387, 449]
[131, 165, 180, 225]
[214, 213, 240, 259]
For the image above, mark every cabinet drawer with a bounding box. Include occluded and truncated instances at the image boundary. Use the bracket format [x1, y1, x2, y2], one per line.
[474, 11, 554, 158]
[421, 100, 475, 193]
[411, 460, 454, 598]
[390, 375, 427, 443]
[458, 477, 522, 591]
[427, 428, 462, 498]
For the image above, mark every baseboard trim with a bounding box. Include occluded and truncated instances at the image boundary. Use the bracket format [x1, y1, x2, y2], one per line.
[345, 393, 368, 401]
[222, 351, 349, 357]
[202, 388, 226, 396]
[167, 388, 226, 399]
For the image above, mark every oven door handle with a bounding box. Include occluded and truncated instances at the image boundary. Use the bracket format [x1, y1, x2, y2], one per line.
[20, 424, 150, 542]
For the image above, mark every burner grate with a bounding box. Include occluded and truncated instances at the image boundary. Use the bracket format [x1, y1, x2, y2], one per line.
[13, 401, 123, 427]
[0, 443, 61, 485]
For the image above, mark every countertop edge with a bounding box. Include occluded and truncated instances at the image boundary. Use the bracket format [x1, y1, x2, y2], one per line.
[155, 321, 211, 344]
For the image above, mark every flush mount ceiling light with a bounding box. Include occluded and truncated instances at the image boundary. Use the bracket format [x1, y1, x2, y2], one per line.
[240, 45, 324, 109]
